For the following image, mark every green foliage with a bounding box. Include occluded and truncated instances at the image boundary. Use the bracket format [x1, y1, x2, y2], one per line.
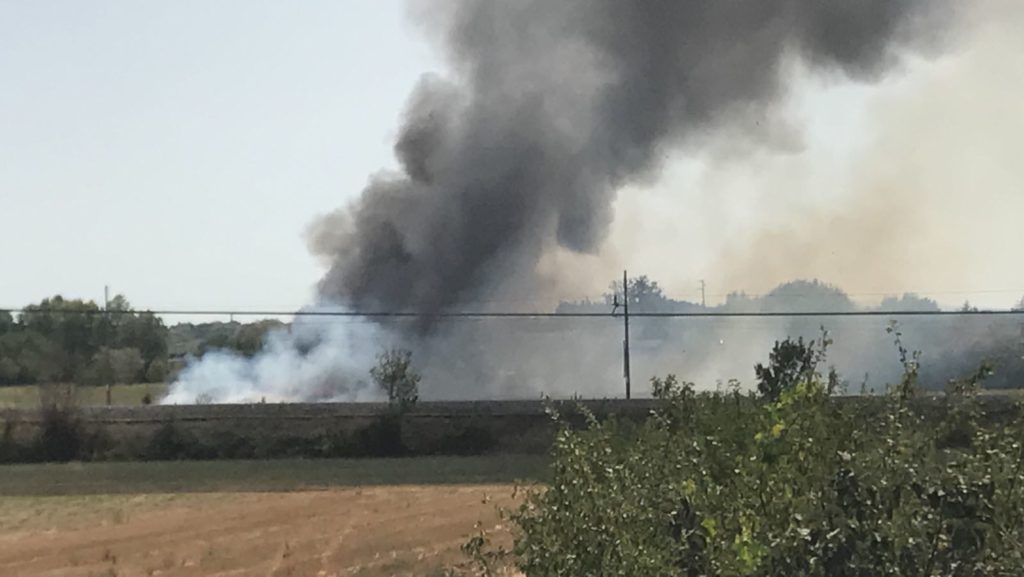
[144, 358, 168, 383]
[370, 348, 421, 412]
[0, 294, 169, 385]
[168, 319, 285, 359]
[507, 348, 1024, 576]
[85, 347, 146, 385]
[755, 337, 818, 402]
[31, 385, 110, 462]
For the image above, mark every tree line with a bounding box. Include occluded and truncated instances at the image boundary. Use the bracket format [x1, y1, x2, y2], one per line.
[0, 295, 285, 386]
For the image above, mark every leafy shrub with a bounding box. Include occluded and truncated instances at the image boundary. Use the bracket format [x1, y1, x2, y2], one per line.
[34, 385, 86, 462]
[145, 420, 204, 460]
[351, 414, 407, 457]
[370, 348, 420, 412]
[505, 341, 1024, 576]
[755, 336, 819, 402]
[0, 418, 26, 463]
[436, 424, 498, 456]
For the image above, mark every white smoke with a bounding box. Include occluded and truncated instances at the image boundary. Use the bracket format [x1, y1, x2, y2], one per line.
[162, 309, 391, 404]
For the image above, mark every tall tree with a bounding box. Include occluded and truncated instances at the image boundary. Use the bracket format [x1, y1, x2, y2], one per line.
[605, 275, 669, 311]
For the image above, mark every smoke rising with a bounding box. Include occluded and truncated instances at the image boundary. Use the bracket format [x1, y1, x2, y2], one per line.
[310, 0, 951, 320]
[166, 0, 1023, 403]
[164, 313, 386, 404]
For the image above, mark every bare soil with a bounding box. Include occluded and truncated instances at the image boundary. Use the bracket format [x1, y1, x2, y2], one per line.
[0, 485, 519, 577]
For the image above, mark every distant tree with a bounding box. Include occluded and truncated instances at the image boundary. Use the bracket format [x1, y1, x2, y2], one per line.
[0, 311, 13, 335]
[878, 293, 941, 312]
[720, 291, 760, 313]
[233, 320, 285, 357]
[0, 356, 18, 384]
[0, 294, 171, 386]
[961, 300, 980, 313]
[762, 279, 855, 313]
[1014, 296, 1024, 311]
[87, 347, 145, 384]
[11, 331, 64, 384]
[755, 337, 817, 402]
[20, 296, 105, 382]
[145, 358, 168, 383]
[605, 275, 669, 310]
[193, 322, 242, 356]
[370, 348, 420, 411]
[106, 294, 132, 312]
[111, 348, 145, 383]
[116, 312, 168, 367]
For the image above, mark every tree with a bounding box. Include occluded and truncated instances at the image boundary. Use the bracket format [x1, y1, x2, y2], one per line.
[9, 331, 64, 384]
[762, 279, 855, 313]
[0, 355, 19, 384]
[116, 312, 168, 367]
[0, 311, 13, 335]
[87, 347, 145, 385]
[370, 348, 420, 411]
[20, 296, 105, 382]
[878, 293, 940, 312]
[605, 275, 668, 310]
[233, 320, 285, 357]
[1014, 295, 1024, 311]
[145, 358, 168, 383]
[755, 337, 817, 402]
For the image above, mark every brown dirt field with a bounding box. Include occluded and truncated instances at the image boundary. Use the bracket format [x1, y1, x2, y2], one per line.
[0, 485, 521, 577]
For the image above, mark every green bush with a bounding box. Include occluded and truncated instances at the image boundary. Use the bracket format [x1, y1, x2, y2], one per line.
[352, 415, 408, 457]
[145, 420, 205, 460]
[506, 351, 1024, 575]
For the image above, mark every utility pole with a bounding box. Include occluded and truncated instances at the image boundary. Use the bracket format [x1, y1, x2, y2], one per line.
[104, 285, 111, 406]
[700, 280, 706, 308]
[622, 270, 632, 400]
[611, 270, 632, 399]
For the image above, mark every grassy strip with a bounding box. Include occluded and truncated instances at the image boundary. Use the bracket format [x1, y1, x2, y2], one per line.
[0, 454, 548, 496]
[0, 383, 168, 409]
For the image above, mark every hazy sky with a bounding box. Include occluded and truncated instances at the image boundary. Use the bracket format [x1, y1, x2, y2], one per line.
[1, 1, 437, 312]
[3, 1, 1022, 315]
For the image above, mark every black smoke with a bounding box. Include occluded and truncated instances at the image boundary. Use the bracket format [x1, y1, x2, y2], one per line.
[309, 0, 951, 324]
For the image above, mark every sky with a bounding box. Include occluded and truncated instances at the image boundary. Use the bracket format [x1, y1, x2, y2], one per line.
[2, 1, 1022, 317]
[0, 1, 437, 313]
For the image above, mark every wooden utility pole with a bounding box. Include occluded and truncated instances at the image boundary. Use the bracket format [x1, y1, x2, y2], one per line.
[700, 280, 706, 308]
[623, 270, 631, 400]
[104, 285, 111, 406]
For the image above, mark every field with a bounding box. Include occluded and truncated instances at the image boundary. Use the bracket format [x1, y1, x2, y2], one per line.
[0, 456, 545, 576]
[0, 383, 168, 409]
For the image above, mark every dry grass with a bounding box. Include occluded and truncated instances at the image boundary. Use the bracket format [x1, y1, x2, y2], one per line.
[0, 383, 168, 409]
[0, 456, 544, 576]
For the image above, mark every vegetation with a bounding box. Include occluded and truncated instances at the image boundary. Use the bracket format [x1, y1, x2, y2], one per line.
[167, 318, 285, 359]
[754, 337, 831, 402]
[0, 296, 167, 386]
[0, 294, 287, 389]
[370, 348, 421, 411]
[0, 382, 167, 409]
[0, 455, 547, 496]
[470, 334, 1024, 576]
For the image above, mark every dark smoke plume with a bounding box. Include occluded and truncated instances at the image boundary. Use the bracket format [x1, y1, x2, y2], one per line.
[310, 0, 950, 323]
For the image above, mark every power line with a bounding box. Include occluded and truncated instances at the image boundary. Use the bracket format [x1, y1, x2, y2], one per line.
[2, 307, 1024, 319]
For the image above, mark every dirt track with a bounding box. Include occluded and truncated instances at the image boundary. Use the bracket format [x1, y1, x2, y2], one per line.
[0, 486, 518, 577]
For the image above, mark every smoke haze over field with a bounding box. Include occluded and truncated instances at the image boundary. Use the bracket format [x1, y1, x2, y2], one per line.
[167, 0, 1024, 403]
